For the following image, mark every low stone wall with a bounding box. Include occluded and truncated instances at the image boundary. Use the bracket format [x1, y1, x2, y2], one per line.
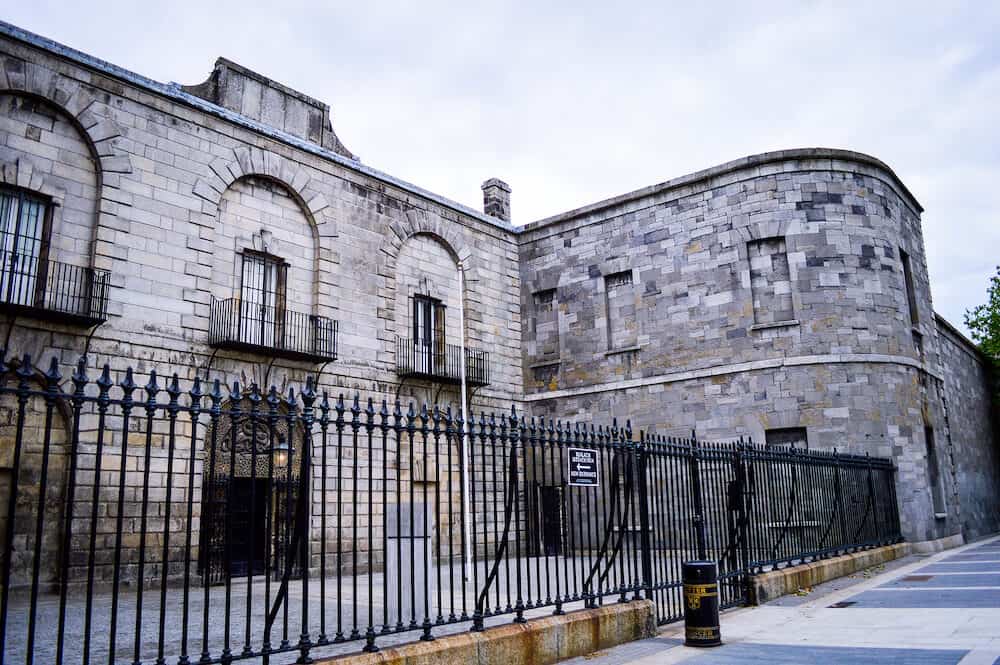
[750, 543, 912, 605]
[315, 600, 655, 665]
[911, 533, 965, 554]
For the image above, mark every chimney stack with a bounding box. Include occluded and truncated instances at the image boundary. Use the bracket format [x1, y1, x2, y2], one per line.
[481, 178, 511, 222]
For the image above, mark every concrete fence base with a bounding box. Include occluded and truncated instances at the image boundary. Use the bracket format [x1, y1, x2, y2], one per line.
[749, 543, 912, 605]
[315, 600, 656, 665]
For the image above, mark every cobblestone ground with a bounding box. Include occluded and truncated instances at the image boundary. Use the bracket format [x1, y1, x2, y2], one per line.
[4, 552, 641, 664]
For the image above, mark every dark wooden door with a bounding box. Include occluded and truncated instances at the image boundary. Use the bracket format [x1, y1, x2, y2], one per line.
[229, 477, 269, 577]
[539, 486, 563, 556]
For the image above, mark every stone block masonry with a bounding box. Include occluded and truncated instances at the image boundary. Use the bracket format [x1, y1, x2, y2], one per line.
[518, 149, 998, 543]
[0, 18, 997, 600]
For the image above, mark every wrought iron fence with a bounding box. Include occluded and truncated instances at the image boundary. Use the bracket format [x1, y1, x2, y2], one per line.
[0, 354, 901, 665]
[395, 336, 490, 386]
[0, 251, 110, 324]
[208, 297, 337, 362]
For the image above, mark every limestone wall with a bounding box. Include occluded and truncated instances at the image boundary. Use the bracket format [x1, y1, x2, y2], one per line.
[935, 316, 1000, 540]
[0, 26, 522, 586]
[517, 150, 965, 541]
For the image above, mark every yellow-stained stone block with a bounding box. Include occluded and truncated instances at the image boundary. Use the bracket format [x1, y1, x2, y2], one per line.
[315, 601, 655, 665]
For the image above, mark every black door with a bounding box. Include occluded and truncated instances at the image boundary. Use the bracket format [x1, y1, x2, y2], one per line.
[539, 486, 563, 556]
[229, 477, 269, 577]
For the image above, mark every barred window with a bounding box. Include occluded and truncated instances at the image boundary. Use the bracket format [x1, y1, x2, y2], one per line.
[765, 427, 808, 449]
[0, 185, 51, 308]
[533, 288, 556, 313]
[604, 270, 633, 291]
[239, 250, 287, 347]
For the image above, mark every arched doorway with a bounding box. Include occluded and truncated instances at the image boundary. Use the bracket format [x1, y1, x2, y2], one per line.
[200, 395, 303, 584]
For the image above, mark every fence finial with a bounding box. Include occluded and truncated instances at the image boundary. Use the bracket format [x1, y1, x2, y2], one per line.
[72, 357, 88, 395]
[144, 369, 160, 401]
[167, 373, 182, 404]
[189, 374, 203, 408]
[98, 364, 113, 395]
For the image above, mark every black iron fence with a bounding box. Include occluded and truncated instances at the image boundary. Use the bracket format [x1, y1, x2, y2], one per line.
[0, 355, 901, 665]
[395, 336, 489, 386]
[208, 297, 337, 362]
[0, 251, 110, 324]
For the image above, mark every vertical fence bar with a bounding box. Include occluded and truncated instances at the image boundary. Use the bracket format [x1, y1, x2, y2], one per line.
[297, 379, 315, 663]
[0, 357, 32, 663]
[56, 359, 85, 665]
[82, 366, 112, 665]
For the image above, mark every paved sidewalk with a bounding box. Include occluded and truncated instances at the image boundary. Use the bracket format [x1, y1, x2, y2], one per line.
[565, 535, 1000, 664]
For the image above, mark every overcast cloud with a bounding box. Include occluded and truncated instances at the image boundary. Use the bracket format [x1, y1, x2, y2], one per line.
[5, 1, 999, 333]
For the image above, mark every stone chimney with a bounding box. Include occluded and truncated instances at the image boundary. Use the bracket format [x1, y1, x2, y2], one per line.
[481, 178, 511, 222]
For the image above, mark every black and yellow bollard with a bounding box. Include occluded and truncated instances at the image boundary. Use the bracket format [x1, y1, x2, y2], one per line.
[682, 560, 721, 647]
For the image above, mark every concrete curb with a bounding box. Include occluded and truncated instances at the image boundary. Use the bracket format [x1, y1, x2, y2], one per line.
[750, 543, 912, 605]
[910, 532, 965, 554]
[315, 600, 656, 665]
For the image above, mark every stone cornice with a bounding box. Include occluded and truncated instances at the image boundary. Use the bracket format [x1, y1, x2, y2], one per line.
[523, 352, 940, 402]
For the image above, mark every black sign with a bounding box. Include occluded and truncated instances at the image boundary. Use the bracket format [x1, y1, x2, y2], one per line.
[568, 448, 599, 487]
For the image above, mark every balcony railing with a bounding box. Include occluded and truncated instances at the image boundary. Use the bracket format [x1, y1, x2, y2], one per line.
[209, 297, 337, 362]
[396, 335, 490, 386]
[0, 251, 110, 325]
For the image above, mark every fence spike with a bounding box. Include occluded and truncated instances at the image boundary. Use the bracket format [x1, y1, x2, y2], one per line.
[167, 373, 182, 403]
[144, 370, 160, 401]
[71, 357, 88, 395]
[431, 404, 441, 434]
[351, 394, 362, 426]
[97, 364, 113, 393]
[319, 390, 331, 421]
[189, 374, 203, 407]
[16, 353, 33, 381]
[209, 377, 222, 407]
[45, 356, 62, 386]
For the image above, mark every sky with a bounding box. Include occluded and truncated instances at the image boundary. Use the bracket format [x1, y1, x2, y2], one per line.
[5, 1, 999, 334]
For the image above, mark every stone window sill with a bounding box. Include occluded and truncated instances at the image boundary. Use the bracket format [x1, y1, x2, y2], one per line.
[529, 358, 561, 370]
[605, 345, 641, 357]
[934, 512, 947, 520]
[750, 319, 800, 332]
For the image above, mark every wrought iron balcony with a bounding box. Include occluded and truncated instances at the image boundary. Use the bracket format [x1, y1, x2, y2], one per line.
[396, 336, 490, 387]
[0, 251, 110, 325]
[209, 297, 337, 362]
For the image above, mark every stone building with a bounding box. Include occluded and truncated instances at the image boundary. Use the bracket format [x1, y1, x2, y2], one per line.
[0, 19, 997, 590]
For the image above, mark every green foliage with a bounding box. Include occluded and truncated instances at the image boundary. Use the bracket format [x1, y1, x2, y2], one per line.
[965, 266, 1000, 367]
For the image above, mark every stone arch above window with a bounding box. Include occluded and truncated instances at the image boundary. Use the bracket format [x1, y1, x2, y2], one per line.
[378, 208, 477, 285]
[211, 174, 321, 318]
[732, 217, 796, 246]
[191, 146, 333, 234]
[0, 59, 134, 178]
